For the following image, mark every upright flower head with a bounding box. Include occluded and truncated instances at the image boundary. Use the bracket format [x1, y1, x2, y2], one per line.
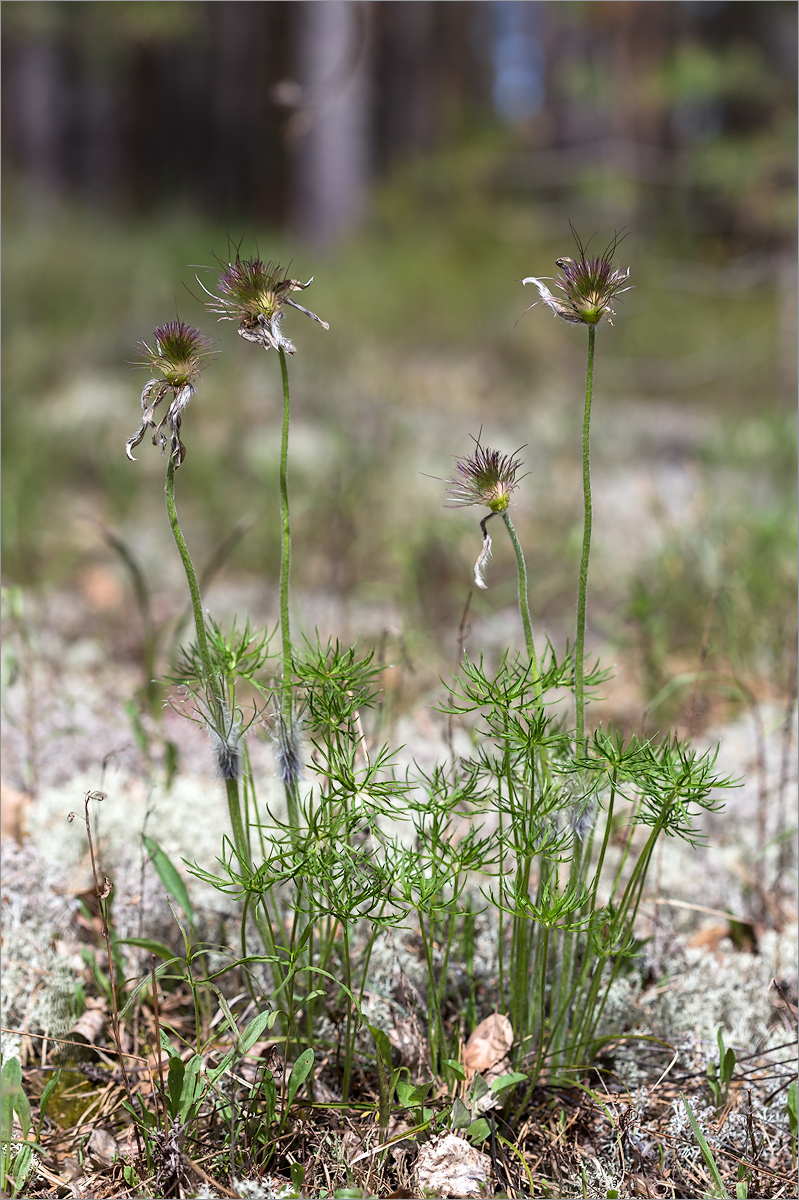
[201, 255, 329, 354]
[522, 227, 631, 326]
[126, 321, 212, 466]
[446, 442, 524, 514]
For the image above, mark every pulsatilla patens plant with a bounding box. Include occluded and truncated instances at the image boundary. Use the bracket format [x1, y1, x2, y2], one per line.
[441, 228, 733, 1086]
[522, 227, 631, 750]
[125, 318, 254, 875]
[202, 248, 329, 831]
[115, 227, 738, 1180]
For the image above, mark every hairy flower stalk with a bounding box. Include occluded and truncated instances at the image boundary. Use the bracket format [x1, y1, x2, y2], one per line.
[126, 322, 249, 863]
[447, 442, 541, 698]
[522, 229, 631, 749]
[522, 230, 631, 1059]
[205, 253, 329, 827]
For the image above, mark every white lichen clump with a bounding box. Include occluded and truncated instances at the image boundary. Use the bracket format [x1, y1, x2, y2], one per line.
[1, 839, 80, 1057]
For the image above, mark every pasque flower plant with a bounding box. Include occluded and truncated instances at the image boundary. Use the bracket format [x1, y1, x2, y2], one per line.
[523, 227, 631, 749]
[115, 228, 735, 1176]
[125, 319, 251, 866]
[203, 250, 329, 828]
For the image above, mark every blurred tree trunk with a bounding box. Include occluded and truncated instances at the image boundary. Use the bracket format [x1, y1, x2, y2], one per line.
[290, 0, 373, 244]
[11, 29, 65, 210]
[378, 1, 435, 164]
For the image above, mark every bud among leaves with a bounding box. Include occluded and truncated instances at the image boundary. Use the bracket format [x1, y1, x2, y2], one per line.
[522, 227, 631, 326]
[126, 321, 213, 466]
[201, 255, 329, 354]
[273, 708, 303, 789]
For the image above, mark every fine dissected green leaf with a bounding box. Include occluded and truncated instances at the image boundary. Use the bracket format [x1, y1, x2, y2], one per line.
[467, 1117, 490, 1144]
[680, 1093, 730, 1199]
[142, 835, 195, 926]
[286, 1048, 315, 1109]
[489, 1071, 528, 1094]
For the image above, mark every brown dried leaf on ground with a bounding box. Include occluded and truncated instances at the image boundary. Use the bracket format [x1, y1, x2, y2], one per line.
[0, 779, 30, 841]
[415, 1132, 493, 1198]
[86, 1126, 121, 1166]
[463, 1012, 513, 1080]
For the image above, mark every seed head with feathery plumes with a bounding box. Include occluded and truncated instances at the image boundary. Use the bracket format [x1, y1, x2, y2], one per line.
[199, 253, 329, 354]
[446, 441, 525, 514]
[446, 440, 526, 588]
[521, 227, 631, 327]
[126, 321, 213, 467]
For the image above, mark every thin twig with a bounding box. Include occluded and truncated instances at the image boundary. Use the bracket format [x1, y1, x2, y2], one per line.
[68, 791, 144, 1158]
[151, 959, 169, 1136]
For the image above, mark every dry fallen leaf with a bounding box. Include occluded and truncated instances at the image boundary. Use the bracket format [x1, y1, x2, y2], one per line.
[87, 1126, 120, 1166]
[415, 1132, 492, 1199]
[0, 779, 30, 842]
[463, 1012, 513, 1078]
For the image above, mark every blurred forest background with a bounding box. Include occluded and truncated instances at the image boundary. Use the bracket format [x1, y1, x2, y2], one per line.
[2, 0, 797, 728]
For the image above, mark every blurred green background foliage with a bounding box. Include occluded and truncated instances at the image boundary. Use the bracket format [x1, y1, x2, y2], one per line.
[2, 0, 796, 723]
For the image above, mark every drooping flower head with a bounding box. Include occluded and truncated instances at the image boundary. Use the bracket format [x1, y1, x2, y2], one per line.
[446, 440, 526, 589]
[446, 441, 524, 514]
[126, 321, 213, 466]
[522, 227, 631, 326]
[201, 254, 329, 354]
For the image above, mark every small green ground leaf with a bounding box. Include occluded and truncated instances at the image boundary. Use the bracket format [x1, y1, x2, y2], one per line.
[167, 1057, 185, 1120]
[143, 835, 194, 925]
[444, 1058, 467, 1080]
[490, 1071, 528, 1093]
[467, 1117, 490, 1144]
[451, 1096, 472, 1129]
[680, 1093, 730, 1199]
[287, 1048, 315, 1108]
